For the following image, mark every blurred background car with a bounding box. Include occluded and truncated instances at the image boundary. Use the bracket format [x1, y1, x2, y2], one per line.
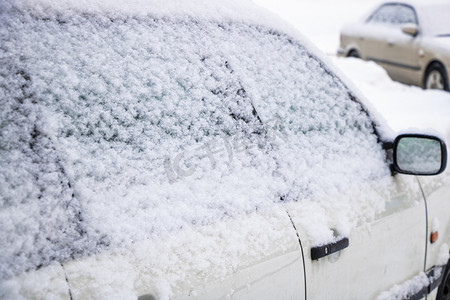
[338, 0, 450, 91]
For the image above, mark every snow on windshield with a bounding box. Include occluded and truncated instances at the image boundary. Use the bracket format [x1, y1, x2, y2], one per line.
[0, 0, 389, 279]
[421, 4, 450, 36]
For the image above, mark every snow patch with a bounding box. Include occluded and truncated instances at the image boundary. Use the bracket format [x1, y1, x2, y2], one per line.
[437, 243, 449, 266]
[375, 272, 429, 300]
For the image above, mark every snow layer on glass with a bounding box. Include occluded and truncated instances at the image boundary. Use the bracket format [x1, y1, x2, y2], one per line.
[1, 0, 390, 281]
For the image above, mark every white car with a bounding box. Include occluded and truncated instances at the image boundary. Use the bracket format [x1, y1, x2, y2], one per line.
[338, 0, 450, 91]
[0, 0, 449, 300]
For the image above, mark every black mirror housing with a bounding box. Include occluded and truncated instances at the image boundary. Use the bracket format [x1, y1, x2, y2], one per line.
[392, 134, 447, 176]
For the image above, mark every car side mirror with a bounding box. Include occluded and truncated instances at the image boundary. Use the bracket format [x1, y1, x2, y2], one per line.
[392, 134, 447, 175]
[401, 23, 418, 37]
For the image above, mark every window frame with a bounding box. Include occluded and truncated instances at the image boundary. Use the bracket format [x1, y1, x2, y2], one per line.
[366, 2, 419, 26]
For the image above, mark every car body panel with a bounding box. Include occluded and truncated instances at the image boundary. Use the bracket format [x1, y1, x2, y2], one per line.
[288, 176, 427, 299]
[61, 209, 305, 300]
[374, 31, 421, 86]
[419, 172, 450, 271]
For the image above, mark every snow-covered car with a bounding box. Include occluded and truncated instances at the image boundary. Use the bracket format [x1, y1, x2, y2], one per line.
[337, 0, 450, 91]
[1, 0, 450, 299]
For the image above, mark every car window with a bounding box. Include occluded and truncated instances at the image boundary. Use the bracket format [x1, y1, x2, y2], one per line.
[368, 4, 418, 26]
[228, 25, 389, 202]
[0, 14, 270, 279]
[0, 9, 390, 279]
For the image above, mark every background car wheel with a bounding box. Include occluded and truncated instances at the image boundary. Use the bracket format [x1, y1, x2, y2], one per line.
[424, 62, 449, 91]
[437, 260, 450, 300]
[347, 50, 360, 58]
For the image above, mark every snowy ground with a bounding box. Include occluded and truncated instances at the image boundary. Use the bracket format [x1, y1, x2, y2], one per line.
[254, 0, 450, 143]
[333, 57, 450, 142]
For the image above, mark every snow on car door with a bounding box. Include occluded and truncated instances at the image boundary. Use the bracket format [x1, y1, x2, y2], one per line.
[289, 179, 426, 299]
[227, 28, 427, 299]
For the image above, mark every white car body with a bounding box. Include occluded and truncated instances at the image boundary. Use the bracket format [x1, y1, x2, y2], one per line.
[0, 0, 449, 300]
[338, 0, 450, 91]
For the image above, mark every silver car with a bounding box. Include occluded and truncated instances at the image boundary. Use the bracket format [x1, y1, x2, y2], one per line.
[338, 1, 450, 91]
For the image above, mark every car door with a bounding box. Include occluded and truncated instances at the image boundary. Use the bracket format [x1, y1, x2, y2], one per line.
[362, 3, 421, 84]
[276, 87, 428, 298]
[228, 28, 427, 299]
[359, 3, 401, 62]
[289, 178, 426, 299]
[378, 4, 422, 85]
[273, 82, 427, 298]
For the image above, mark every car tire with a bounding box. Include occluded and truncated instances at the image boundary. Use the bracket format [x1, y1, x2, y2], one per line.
[424, 62, 449, 91]
[348, 50, 360, 59]
[437, 260, 450, 300]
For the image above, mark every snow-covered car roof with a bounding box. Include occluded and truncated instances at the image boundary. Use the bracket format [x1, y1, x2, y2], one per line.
[4, 0, 294, 34]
